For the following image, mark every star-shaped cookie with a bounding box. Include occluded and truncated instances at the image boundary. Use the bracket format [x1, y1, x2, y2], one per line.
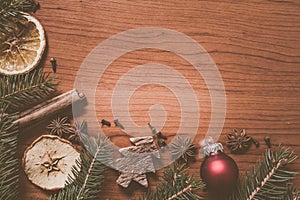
[115, 136, 159, 188]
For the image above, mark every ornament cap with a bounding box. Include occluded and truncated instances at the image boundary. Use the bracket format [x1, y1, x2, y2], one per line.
[203, 143, 223, 156]
[200, 136, 224, 157]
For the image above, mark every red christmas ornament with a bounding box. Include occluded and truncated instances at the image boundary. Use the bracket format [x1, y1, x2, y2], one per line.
[200, 139, 239, 198]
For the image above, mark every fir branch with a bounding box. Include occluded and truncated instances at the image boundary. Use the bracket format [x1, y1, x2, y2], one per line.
[229, 146, 298, 200]
[247, 158, 287, 200]
[0, 0, 39, 34]
[0, 69, 58, 112]
[0, 103, 19, 200]
[50, 133, 113, 200]
[76, 146, 101, 199]
[136, 162, 205, 200]
[0, 0, 38, 16]
[166, 184, 193, 200]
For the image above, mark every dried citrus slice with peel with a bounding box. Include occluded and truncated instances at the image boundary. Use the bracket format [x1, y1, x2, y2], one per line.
[23, 135, 80, 190]
[0, 14, 46, 75]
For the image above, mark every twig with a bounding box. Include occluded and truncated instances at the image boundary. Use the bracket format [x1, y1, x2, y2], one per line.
[13, 89, 85, 126]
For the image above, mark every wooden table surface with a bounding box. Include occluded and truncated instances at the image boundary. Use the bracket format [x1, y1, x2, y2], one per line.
[18, 0, 300, 199]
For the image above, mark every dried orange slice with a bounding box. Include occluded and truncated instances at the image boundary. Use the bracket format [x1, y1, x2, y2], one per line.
[0, 14, 46, 75]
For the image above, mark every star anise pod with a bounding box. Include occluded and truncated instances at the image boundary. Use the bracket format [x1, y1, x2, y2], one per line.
[68, 120, 87, 144]
[226, 129, 252, 153]
[170, 136, 196, 162]
[47, 117, 74, 137]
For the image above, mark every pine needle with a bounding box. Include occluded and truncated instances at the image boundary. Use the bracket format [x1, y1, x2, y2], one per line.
[229, 146, 298, 200]
[0, 68, 58, 112]
[50, 133, 113, 200]
[136, 161, 205, 200]
[0, 103, 19, 200]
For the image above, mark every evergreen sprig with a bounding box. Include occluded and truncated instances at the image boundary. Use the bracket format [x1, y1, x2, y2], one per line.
[0, 103, 19, 200]
[50, 133, 113, 200]
[0, 0, 39, 34]
[229, 146, 298, 200]
[0, 69, 57, 111]
[136, 162, 205, 200]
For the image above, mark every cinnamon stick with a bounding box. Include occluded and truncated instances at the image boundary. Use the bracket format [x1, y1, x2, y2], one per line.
[14, 89, 85, 126]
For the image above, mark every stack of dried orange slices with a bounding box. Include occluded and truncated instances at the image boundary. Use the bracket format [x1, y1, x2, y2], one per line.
[0, 14, 46, 75]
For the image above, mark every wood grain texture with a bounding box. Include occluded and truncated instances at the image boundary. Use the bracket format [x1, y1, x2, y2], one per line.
[17, 0, 300, 199]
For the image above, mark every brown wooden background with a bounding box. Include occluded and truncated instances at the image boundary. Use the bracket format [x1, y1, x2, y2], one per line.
[18, 0, 300, 199]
